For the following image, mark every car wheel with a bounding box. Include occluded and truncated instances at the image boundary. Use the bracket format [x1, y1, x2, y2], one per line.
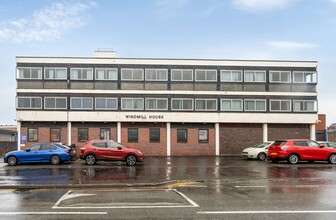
[126, 155, 137, 166]
[257, 153, 266, 161]
[50, 155, 61, 165]
[85, 154, 96, 165]
[7, 156, 17, 166]
[288, 154, 299, 164]
[328, 154, 336, 164]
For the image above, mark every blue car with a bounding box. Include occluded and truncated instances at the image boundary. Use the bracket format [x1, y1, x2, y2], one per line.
[4, 143, 75, 166]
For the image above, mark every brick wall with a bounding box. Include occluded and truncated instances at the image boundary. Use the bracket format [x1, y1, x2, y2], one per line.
[268, 124, 310, 140]
[219, 123, 263, 155]
[121, 122, 166, 156]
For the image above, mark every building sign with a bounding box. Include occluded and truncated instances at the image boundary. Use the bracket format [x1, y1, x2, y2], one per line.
[125, 114, 164, 120]
[199, 129, 208, 143]
[21, 134, 27, 145]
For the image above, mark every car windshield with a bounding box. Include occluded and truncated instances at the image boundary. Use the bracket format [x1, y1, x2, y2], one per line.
[254, 142, 269, 148]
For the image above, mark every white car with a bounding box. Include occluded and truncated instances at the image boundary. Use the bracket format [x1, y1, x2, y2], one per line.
[242, 141, 274, 161]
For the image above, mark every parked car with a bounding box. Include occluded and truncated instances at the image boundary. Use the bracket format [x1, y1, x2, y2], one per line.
[80, 140, 144, 166]
[267, 139, 336, 164]
[242, 141, 273, 161]
[4, 143, 75, 166]
[317, 141, 336, 148]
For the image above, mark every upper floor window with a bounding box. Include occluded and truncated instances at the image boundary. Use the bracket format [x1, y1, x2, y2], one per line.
[270, 100, 291, 112]
[171, 98, 193, 111]
[244, 70, 266, 82]
[17, 67, 42, 79]
[293, 71, 317, 83]
[17, 97, 42, 109]
[195, 69, 217, 82]
[70, 97, 93, 109]
[44, 68, 67, 80]
[244, 99, 266, 111]
[269, 71, 291, 83]
[95, 98, 118, 110]
[145, 98, 168, 110]
[95, 68, 117, 80]
[70, 68, 93, 80]
[44, 97, 67, 109]
[220, 70, 242, 82]
[121, 98, 144, 110]
[171, 69, 193, 81]
[293, 100, 317, 112]
[221, 99, 243, 111]
[145, 69, 168, 81]
[121, 69, 144, 81]
[195, 99, 217, 111]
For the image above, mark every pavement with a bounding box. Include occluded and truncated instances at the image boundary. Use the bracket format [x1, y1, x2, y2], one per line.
[0, 156, 229, 189]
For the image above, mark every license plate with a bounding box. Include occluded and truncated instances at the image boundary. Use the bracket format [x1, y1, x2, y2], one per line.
[270, 152, 277, 155]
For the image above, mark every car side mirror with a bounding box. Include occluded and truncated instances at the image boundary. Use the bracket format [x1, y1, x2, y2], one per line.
[25, 148, 31, 152]
[320, 144, 325, 148]
[117, 146, 122, 150]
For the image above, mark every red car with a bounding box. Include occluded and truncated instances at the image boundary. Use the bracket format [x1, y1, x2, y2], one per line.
[80, 140, 144, 166]
[268, 139, 336, 164]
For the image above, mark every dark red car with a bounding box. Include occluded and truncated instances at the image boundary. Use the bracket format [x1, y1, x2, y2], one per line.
[80, 140, 144, 166]
[268, 139, 336, 164]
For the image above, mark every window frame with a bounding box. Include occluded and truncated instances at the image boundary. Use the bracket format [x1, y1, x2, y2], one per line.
[244, 99, 267, 112]
[221, 99, 243, 111]
[269, 71, 291, 83]
[70, 68, 93, 80]
[171, 69, 193, 81]
[121, 68, 144, 81]
[44, 97, 67, 109]
[128, 128, 138, 143]
[195, 99, 217, 111]
[220, 70, 243, 82]
[50, 128, 61, 142]
[293, 100, 318, 112]
[149, 128, 160, 143]
[44, 67, 67, 80]
[244, 70, 266, 83]
[95, 68, 118, 80]
[269, 99, 292, 112]
[171, 98, 194, 111]
[16, 96, 42, 109]
[70, 97, 93, 110]
[28, 128, 38, 142]
[195, 69, 217, 82]
[293, 71, 317, 83]
[145, 69, 168, 81]
[95, 97, 118, 110]
[121, 98, 144, 110]
[177, 129, 188, 143]
[145, 98, 168, 111]
[17, 67, 42, 80]
[78, 128, 88, 142]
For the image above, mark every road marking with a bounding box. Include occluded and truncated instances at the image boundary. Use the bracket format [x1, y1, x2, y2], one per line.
[0, 212, 107, 215]
[198, 210, 336, 214]
[53, 189, 199, 209]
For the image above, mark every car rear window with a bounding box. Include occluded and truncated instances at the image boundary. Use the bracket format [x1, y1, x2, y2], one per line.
[273, 141, 287, 146]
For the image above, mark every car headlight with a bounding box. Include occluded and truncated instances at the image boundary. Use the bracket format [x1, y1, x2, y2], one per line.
[138, 151, 144, 155]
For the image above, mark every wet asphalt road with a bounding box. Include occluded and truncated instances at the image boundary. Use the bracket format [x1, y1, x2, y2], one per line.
[1, 157, 336, 219]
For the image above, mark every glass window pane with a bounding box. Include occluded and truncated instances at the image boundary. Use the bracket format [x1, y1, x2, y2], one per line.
[270, 72, 280, 82]
[256, 101, 265, 110]
[281, 101, 290, 111]
[18, 98, 30, 108]
[31, 98, 41, 108]
[207, 100, 217, 110]
[183, 70, 193, 80]
[96, 98, 106, 108]
[122, 69, 132, 80]
[199, 129, 208, 143]
[146, 69, 156, 80]
[221, 71, 231, 81]
[172, 70, 182, 81]
[133, 99, 143, 109]
[221, 100, 231, 110]
[71, 98, 81, 108]
[28, 128, 38, 142]
[245, 100, 255, 110]
[50, 128, 61, 142]
[107, 69, 117, 80]
[271, 100, 280, 111]
[207, 70, 217, 80]
[71, 69, 80, 79]
[245, 72, 254, 82]
[172, 100, 182, 110]
[45, 98, 55, 108]
[196, 100, 205, 110]
[82, 98, 92, 108]
[122, 99, 132, 109]
[150, 128, 160, 142]
[177, 129, 187, 143]
[56, 69, 67, 79]
[107, 99, 117, 109]
[183, 100, 192, 110]
[100, 128, 110, 140]
[146, 99, 156, 110]
[56, 98, 66, 108]
[96, 69, 105, 80]
[232, 100, 242, 110]
[294, 72, 303, 82]
[133, 69, 143, 80]
[128, 128, 138, 142]
[157, 70, 167, 80]
[196, 70, 206, 80]
[78, 128, 88, 142]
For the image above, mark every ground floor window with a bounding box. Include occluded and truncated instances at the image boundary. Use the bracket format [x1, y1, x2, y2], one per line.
[199, 129, 208, 143]
[50, 128, 61, 142]
[128, 128, 138, 142]
[150, 128, 160, 142]
[78, 128, 88, 142]
[177, 129, 187, 143]
[28, 128, 38, 142]
[100, 128, 110, 140]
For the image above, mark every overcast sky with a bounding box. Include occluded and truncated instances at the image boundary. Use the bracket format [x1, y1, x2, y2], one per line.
[0, 0, 335, 126]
